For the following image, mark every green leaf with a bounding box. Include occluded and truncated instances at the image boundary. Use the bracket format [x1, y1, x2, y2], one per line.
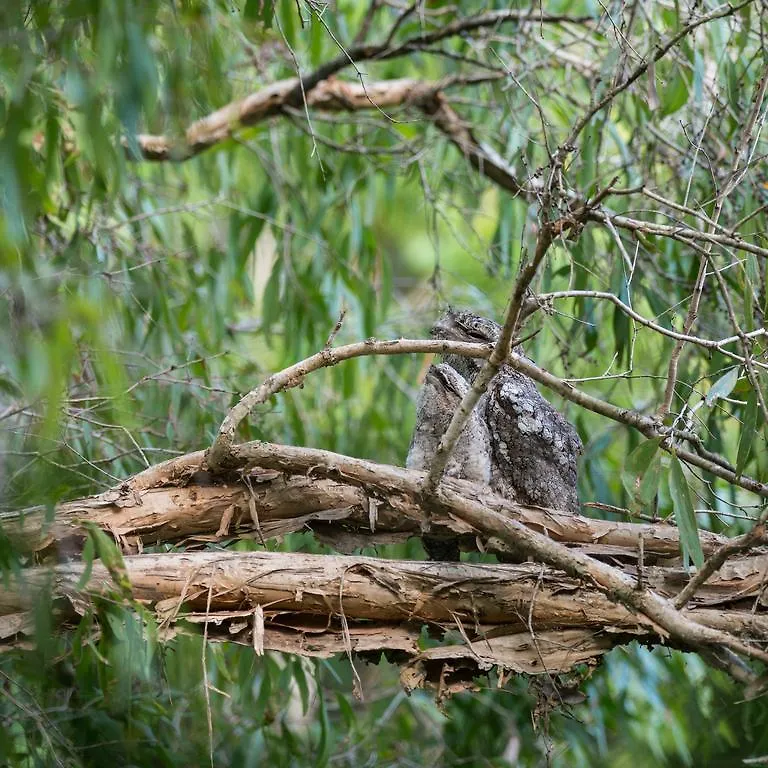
[621, 438, 663, 503]
[639, 452, 662, 506]
[245, 0, 274, 26]
[81, 522, 132, 597]
[705, 367, 740, 406]
[316, 681, 331, 767]
[335, 690, 356, 728]
[736, 389, 760, 476]
[611, 263, 630, 366]
[668, 456, 704, 569]
[76, 532, 96, 590]
[693, 51, 704, 104]
[660, 72, 690, 117]
[292, 658, 311, 715]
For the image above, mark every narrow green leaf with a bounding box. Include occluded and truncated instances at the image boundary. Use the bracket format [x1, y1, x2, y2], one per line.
[316, 682, 331, 767]
[668, 456, 704, 569]
[76, 533, 95, 590]
[736, 389, 760, 476]
[660, 72, 690, 117]
[621, 438, 663, 500]
[705, 367, 740, 406]
[639, 452, 662, 506]
[335, 690, 356, 728]
[292, 658, 311, 715]
[611, 265, 630, 366]
[82, 522, 132, 597]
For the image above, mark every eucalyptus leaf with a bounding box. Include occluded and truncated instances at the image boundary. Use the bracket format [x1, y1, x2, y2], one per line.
[705, 367, 740, 406]
[668, 456, 704, 569]
[736, 389, 760, 476]
[621, 437, 663, 503]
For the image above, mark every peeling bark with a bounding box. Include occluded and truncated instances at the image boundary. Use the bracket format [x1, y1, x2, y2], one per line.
[3, 440, 768, 685]
[3, 551, 767, 685]
[2, 458, 737, 561]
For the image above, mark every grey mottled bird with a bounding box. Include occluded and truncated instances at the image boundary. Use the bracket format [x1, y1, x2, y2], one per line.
[406, 362, 491, 560]
[431, 308, 582, 515]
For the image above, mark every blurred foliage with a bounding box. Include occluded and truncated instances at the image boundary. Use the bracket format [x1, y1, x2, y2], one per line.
[1, 0, 768, 765]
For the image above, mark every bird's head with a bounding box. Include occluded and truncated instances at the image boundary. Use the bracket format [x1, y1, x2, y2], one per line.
[430, 308, 501, 345]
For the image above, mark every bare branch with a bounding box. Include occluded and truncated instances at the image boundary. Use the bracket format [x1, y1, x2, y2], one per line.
[229, 441, 768, 667]
[658, 62, 768, 417]
[674, 516, 768, 609]
[658, 256, 708, 418]
[208, 336, 768, 497]
[562, 0, 755, 149]
[6, 544, 768, 676]
[528, 290, 768, 367]
[207, 337, 492, 469]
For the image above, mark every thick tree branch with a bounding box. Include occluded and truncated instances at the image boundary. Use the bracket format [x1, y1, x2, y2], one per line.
[674, 519, 768, 609]
[224, 441, 768, 666]
[3, 448, 739, 561]
[4, 552, 768, 683]
[123, 76, 768, 265]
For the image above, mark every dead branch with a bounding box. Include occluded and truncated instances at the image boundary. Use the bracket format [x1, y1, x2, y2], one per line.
[4, 551, 767, 685]
[1, 452, 737, 560]
[223, 441, 768, 666]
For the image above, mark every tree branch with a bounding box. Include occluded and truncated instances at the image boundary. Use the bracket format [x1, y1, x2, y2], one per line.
[223, 440, 768, 666]
[4, 445, 740, 562]
[208, 336, 768, 498]
[5, 551, 767, 683]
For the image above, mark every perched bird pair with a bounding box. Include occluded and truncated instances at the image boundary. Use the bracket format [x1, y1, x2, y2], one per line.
[406, 309, 582, 560]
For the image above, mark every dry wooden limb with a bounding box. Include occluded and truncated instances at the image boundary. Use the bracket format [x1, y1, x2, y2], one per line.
[3, 552, 767, 683]
[206, 337, 768, 499]
[228, 442, 768, 667]
[5, 438, 768, 683]
[130, 78, 465, 161]
[2, 451, 737, 561]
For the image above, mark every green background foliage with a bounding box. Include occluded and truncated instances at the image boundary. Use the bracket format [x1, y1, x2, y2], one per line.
[1, 0, 767, 765]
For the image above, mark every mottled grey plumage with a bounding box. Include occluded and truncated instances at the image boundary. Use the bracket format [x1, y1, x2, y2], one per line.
[407, 363, 491, 560]
[431, 309, 582, 514]
[431, 310, 500, 383]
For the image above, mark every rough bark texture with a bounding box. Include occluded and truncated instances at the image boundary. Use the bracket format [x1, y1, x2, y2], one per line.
[4, 441, 768, 686]
[1, 553, 637, 687]
[4, 551, 768, 684]
[0, 458, 738, 560]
